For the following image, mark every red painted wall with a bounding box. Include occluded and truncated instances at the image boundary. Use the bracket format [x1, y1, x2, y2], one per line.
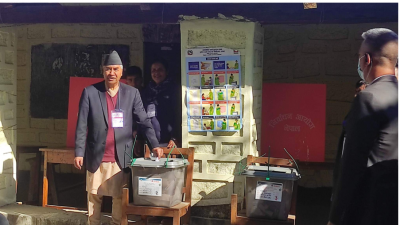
[261, 83, 326, 162]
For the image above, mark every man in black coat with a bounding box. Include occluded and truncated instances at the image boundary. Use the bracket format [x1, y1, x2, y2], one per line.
[332, 79, 366, 197]
[328, 28, 398, 225]
[74, 51, 163, 225]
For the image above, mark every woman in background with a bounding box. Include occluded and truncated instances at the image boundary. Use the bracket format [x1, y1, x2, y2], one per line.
[141, 58, 181, 148]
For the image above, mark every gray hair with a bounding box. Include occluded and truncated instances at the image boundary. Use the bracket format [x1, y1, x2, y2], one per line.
[361, 28, 398, 65]
[102, 65, 123, 69]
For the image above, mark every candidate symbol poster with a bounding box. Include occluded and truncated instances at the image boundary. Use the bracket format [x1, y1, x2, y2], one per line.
[186, 48, 242, 132]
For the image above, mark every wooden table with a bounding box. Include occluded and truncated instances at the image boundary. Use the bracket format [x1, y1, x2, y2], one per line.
[39, 147, 76, 209]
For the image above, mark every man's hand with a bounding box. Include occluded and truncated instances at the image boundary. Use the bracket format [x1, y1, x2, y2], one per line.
[327, 221, 336, 225]
[152, 147, 164, 159]
[74, 157, 83, 170]
[167, 140, 176, 148]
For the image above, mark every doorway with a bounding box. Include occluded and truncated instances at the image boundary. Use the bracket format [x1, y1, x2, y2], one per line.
[143, 42, 181, 87]
[143, 41, 182, 145]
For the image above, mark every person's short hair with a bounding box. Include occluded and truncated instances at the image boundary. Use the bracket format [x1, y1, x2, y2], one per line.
[151, 58, 169, 72]
[361, 28, 398, 63]
[125, 66, 142, 78]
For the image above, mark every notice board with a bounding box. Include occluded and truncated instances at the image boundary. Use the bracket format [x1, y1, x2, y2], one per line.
[261, 83, 326, 162]
[66, 77, 126, 148]
[185, 47, 242, 132]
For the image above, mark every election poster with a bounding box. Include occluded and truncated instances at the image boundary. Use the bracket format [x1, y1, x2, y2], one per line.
[186, 48, 242, 132]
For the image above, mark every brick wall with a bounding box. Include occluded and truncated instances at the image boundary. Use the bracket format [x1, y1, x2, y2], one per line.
[16, 24, 143, 172]
[262, 22, 398, 187]
[14, 22, 398, 196]
[0, 26, 17, 206]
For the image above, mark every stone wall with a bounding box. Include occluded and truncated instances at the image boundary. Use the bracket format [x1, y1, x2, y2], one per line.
[16, 24, 143, 173]
[0, 26, 17, 206]
[181, 19, 263, 211]
[262, 22, 398, 187]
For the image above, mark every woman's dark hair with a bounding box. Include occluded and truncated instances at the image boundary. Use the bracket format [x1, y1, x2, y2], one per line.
[151, 58, 169, 72]
[126, 66, 142, 77]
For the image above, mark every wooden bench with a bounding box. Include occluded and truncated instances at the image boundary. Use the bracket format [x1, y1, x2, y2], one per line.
[121, 146, 194, 225]
[39, 147, 79, 210]
[231, 155, 298, 225]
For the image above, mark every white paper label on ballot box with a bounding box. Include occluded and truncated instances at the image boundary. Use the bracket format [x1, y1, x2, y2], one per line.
[138, 177, 162, 197]
[255, 181, 283, 202]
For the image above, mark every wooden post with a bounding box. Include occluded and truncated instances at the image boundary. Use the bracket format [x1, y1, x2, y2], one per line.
[42, 151, 48, 207]
[121, 188, 129, 225]
[141, 215, 148, 225]
[173, 211, 180, 225]
[231, 194, 238, 224]
[182, 147, 194, 224]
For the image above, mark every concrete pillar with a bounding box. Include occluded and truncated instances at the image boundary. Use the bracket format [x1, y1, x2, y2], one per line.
[180, 19, 264, 209]
[0, 26, 17, 206]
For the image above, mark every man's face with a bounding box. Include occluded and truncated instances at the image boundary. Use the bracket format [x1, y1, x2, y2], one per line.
[103, 65, 122, 86]
[126, 75, 142, 88]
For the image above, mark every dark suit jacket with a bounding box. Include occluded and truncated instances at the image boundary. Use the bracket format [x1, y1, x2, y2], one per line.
[329, 75, 398, 225]
[332, 118, 346, 198]
[75, 81, 159, 173]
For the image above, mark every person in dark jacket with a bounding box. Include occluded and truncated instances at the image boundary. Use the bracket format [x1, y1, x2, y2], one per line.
[328, 28, 398, 225]
[74, 51, 163, 225]
[332, 79, 366, 201]
[141, 58, 181, 148]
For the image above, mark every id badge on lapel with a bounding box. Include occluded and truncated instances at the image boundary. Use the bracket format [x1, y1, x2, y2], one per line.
[147, 104, 156, 118]
[111, 109, 124, 128]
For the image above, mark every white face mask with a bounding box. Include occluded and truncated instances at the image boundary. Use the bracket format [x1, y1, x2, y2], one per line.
[357, 54, 372, 83]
